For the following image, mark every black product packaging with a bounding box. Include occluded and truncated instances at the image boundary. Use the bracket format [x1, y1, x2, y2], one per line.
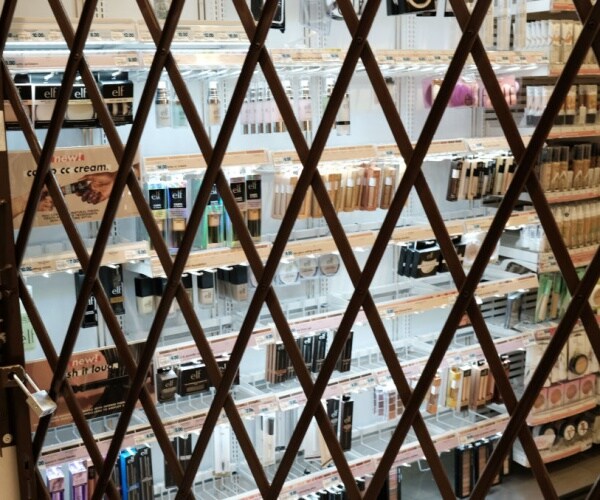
[411, 246, 441, 278]
[178, 435, 193, 476]
[473, 439, 490, 483]
[136, 444, 154, 500]
[312, 330, 329, 373]
[74, 270, 98, 328]
[300, 333, 314, 373]
[176, 361, 208, 396]
[454, 444, 473, 498]
[215, 354, 240, 386]
[326, 397, 340, 434]
[397, 244, 409, 276]
[156, 366, 178, 403]
[339, 394, 354, 451]
[335, 329, 354, 372]
[99, 264, 125, 315]
[387, 0, 436, 15]
[164, 438, 178, 488]
[488, 434, 502, 486]
[98, 71, 134, 125]
[251, 0, 286, 32]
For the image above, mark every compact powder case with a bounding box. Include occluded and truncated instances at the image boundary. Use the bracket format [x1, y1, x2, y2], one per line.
[276, 260, 299, 285]
[569, 353, 589, 376]
[298, 256, 318, 279]
[318, 254, 341, 276]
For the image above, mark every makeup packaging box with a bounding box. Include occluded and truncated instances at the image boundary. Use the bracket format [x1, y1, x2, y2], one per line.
[339, 394, 354, 451]
[176, 360, 208, 396]
[74, 270, 98, 328]
[136, 444, 154, 500]
[579, 373, 596, 400]
[454, 444, 473, 498]
[32, 73, 62, 128]
[214, 424, 233, 476]
[156, 366, 178, 403]
[9, 145, 140, 229]
[99, 264, 125, 316]
[226, 175, 247, 247]
[68, 460, 88, 500]
[65, 80, 97, 128]
[335, 329, 353, 373]
[119, 448, 140, 500]
[312, 330, 329, 373]
[47, 466, 66, 500]
[246, 175, 262, 240]
[27, 341, 152, 429]
[97, 71, 134, 125]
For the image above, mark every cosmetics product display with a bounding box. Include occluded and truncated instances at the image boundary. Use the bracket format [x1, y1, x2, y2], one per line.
[11, 2, 600, 497]
[524, 84, 599, 127]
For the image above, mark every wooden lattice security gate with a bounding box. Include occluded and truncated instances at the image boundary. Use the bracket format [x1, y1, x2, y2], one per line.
[0, 0, 599, 498]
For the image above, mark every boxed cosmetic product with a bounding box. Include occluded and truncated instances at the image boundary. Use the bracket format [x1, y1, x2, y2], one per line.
[68, 460, 88, 500]
[74, 270, 99, 328]
[65, 79, 96, 128]
[226, 175, 247, 247]
[246, 175, 262, 240]
[411, 245, 441, 278]
[97, 71, 134, 125]
[136, 444, 154, 500]
[339, 394, 354, 451]
[5, 73, 32, 130]
[335, 329, 353, 373]
[156, 366, 178, 403]
[87, 463, 97, 498]
[454, 444, 473, 498]
[312, 330, 329, 373]
[214, 353, 240, 386]
[9, 145, 140, 229]
[119, 448, 140, 500]
[202, 184, 224, 249]
[459, 364, 472, 410]
[387, 0, 436, 15]
[99, 264, 125, 316]
[214, 424, 233, 476]
[26, 340, 152, 429]
[47, 466, 66, 500]
[473, 439, 490, 483]
[470, 361, 489, 409]
[176, 360, 208, 396]
[260, 414, 276, 467]
[32, 72, 62, 128]
[135, 275, 155, 315]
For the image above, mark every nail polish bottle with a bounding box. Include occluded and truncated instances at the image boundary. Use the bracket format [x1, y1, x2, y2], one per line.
[135, 275, 155, 315]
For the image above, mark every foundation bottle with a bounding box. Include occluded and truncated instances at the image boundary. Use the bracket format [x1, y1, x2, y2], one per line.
[380, 166, 396, 209]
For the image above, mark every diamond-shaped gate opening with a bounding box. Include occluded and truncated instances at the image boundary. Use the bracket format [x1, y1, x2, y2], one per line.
[2, 0, 600, 499]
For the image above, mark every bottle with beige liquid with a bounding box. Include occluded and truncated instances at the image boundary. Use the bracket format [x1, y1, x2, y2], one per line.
[207, 81, 221, 126]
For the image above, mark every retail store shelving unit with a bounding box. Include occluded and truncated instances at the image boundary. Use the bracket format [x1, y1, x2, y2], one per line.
[0, 0, 599, 499]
